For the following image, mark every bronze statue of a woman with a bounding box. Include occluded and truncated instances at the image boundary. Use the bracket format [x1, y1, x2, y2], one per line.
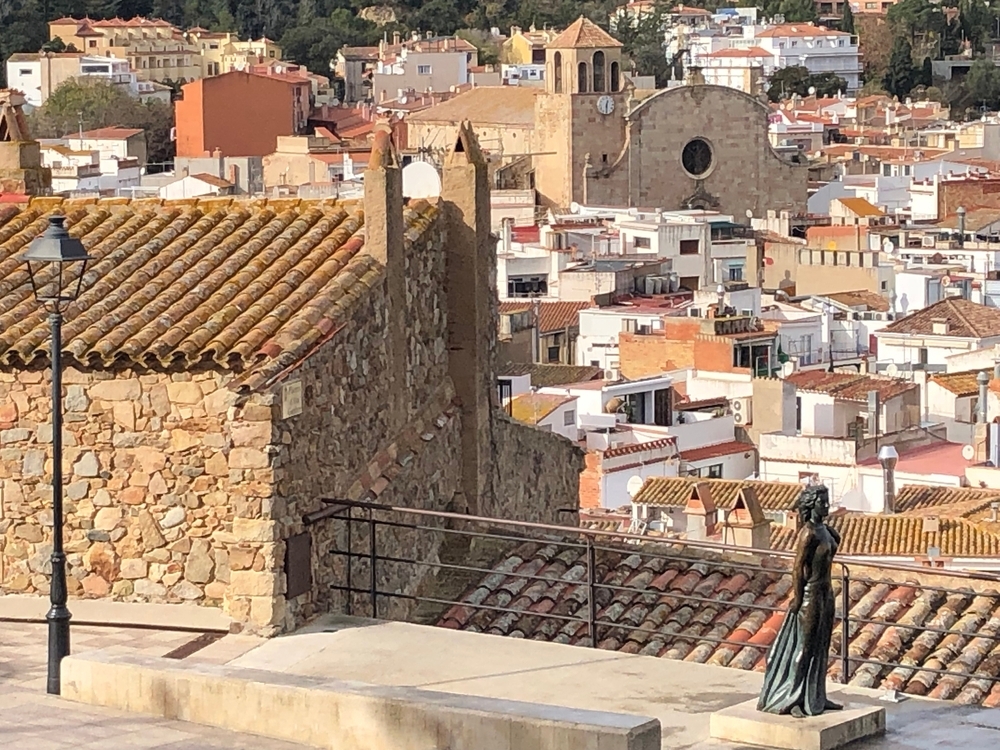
[757, 484, 843, 717]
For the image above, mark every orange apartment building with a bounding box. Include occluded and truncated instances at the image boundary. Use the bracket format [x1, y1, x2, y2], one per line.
[175, 71, 310, 157]
[619, 313, 779, 379]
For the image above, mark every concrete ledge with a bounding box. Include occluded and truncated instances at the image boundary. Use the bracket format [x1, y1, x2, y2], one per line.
[0, 594, 231, 632]
[710, 697, 885, 750]
[61, 651, 661, 750]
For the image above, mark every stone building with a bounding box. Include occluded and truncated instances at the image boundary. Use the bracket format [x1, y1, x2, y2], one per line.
[0, 122, 582, 635]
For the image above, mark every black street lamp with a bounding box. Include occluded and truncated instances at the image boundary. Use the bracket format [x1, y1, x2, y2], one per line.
[20, 215, 92, 695]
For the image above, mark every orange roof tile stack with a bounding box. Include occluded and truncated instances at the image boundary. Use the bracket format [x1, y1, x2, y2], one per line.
[0, 196, 439, 391]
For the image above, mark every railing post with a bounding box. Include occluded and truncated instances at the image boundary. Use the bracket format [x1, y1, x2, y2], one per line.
[840, 565, 850, 683]
[346, 506, 353, 616]
[587, 538, 598, 648]
[369, 508, 377, 618]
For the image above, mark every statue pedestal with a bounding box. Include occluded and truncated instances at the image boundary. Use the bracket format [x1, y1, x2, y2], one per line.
[709, 698, 885, 750]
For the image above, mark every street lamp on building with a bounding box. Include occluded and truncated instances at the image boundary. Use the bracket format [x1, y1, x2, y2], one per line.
[877, 445, 899, 514]
[20, 215, 92, 695]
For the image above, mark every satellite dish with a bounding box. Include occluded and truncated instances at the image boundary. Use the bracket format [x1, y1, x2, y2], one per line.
[808, 86, 817, 96]
[627, 475, 645, 498]
[885, 363, 899, 377]
[942, 275, 952, 286]
[745, 208, 753, 219]
[963, 444, 976, 461]
[569, 201, 581, 214]
[401, 161, 442, 200]
[881, 237, 894, 253]
[781, 360, 795, 377]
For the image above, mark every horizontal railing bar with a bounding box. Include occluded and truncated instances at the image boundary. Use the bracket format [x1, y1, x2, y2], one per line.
[315, 496, 1000, 586]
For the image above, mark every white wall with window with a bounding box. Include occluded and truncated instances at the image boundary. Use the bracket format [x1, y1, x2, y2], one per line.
[577, 308, 664, 373]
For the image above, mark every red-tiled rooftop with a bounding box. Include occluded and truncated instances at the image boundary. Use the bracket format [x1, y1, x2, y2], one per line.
[498, 300, 590, 334]
[783, 370, 916, 402]
[681, 440, 754, 463]
[436, 536, 1000, 706]
[859, 442, 974, 477]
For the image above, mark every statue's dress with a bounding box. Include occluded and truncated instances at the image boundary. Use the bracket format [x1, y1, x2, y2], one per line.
[757, 524, 839, 716]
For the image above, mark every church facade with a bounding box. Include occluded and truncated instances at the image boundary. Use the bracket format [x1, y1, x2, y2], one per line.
[531, 18, 808, 216]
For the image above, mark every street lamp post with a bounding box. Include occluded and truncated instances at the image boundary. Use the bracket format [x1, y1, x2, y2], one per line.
[20, 215, 92, 696]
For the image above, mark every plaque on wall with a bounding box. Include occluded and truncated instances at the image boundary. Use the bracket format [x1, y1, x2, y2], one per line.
[282, 380, 303, 419]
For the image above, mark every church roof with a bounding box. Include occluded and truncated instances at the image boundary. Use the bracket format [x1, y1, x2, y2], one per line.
[547, 17, 623, 49]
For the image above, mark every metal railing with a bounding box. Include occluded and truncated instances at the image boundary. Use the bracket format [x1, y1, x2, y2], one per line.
[306, 498, 1000, 694]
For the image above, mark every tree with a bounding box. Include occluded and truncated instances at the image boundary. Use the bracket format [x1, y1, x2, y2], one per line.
[883, 36, 915, 98]
[27, 79, 175, 165]
[840, 1, 855, 35]
[964, 57, 1000, 111]
[959, 0, 993, 54]
[919, 56, 932, 88]
[776, 0, 817, 23]
[767, 65, 847, 100]
[886, 0, 946, 43]
[279, 9, 379, 78]
[857, 15, 893, 87]
[611, 0, 673, 85]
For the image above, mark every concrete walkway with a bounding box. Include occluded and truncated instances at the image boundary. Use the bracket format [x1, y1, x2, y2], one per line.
[0, 621, 304, 750]
[230, 614, 1000, 750]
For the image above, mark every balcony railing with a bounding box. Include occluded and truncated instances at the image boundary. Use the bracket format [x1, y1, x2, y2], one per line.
[304, 498, 1000, 699]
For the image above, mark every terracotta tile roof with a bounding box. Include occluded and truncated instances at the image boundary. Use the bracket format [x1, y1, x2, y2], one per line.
[681, 440, 754, 463]
[436, 537, 1000, 706]
[498, 300, 590, 333]
[755, 23, 849, 37]
[547, 17, 623, 49]
[936, 209, 1000, 233]
[880, 298, 1000, 339]
[497, 362, 603, 387]
[189, 173, 232, 188]
[578, 509, 631, 532]
[604, 436, 677, 458]
[837, 197, 884, 217]
[823, 289, 890, 312]
[702, 47, 772, 58]
[0, 196, 439, 391]
[76, 127, 144, 140]
[633, 477, 801, 511]
[783, 371, 916, 402]
[509, 393, 575, 425]
[407, 87, 541, 127]
[930, 369, 989, 397]
[769, 514, 1000, 557]
[894, 485, 1000, 516]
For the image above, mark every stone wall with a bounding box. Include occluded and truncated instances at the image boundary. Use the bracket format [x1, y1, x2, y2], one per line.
[267, 206, 462, 633]
[490, 416, 585, 526]
[0, 366, 259, 613]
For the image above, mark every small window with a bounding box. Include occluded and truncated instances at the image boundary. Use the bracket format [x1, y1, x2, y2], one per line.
[919, 348, 929, 365]
[593, 50, 606, 92]
[881, 280, 888, 290]
[578, 61, 588, 93]
[18, 68, 32, 76]
[610, 61, 620, 92]
[417, 65, 432, 75]
[547, 345, 560, 363]
[564, 410, 576, 426]
[590, 360, 600, 367]
[623, 318, 638, 333]
[89, 39, 97, 48]
[553, 51, 563, 93]
[210, 43, 219, 49]
[679, 239, 699, 255]
[269, 51, 275, 58]
[634, 236, 651, 249]
[706, 464, 723, 479]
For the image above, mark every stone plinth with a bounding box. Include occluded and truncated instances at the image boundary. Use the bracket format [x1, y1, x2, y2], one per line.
[710, 698, 885, 750]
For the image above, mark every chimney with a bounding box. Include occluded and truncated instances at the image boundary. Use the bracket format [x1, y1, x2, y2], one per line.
[723, 487, 769, 550]
[931, 318, 949, 335]
[957, 205, 966, 248]
[683, 483, 716, 540]
[392, 31, 400, 46]
[877, 445, 898, 513]
[994, 358, 1000, 380]
[686, 65, 705, 86]
[229, 163, 239, 189]
[979, 370, 990, 423]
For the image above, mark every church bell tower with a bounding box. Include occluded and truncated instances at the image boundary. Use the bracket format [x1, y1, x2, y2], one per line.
[533, 17, 628, 209]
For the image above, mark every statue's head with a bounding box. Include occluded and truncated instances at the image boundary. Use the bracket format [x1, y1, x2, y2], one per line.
[796, 483, 830, 524]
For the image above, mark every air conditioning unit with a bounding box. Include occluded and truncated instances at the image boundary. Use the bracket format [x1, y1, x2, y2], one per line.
[605, 368, 619, 381]
[730, 397, 752, 425]
[921, 236, 937, 248]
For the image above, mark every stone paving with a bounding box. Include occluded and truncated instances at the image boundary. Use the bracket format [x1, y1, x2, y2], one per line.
[0, 621, 309, 750]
